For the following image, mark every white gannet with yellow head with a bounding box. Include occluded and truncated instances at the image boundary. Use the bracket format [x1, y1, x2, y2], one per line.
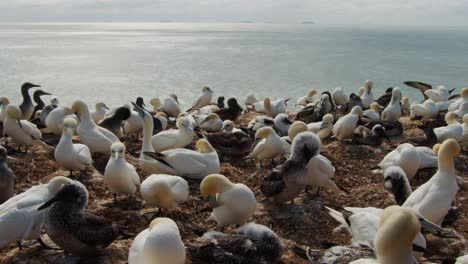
[200, 174, 256, 227]
[151, 94, 181, 118]
[45, 106, 75, 135]
[0, 176, 74, 249]
[378, 143, 421, 180]
[140, 174, 189, 213]
[360, 80, 374, 108]
[199, 113, 223, 132]
[91, 102, 109, 124]
[151, 116, 195, 152]
[307, 113, 334, 140]
[332, 106, 363, 141]
[71, 100, 119, 154]
[262, 96, 289, 118]
[128, 217, 186, 264]
[0, 97, 10, 123]
[381, 87, 402, 122]
[297, 89, 317, 106]
[104, 142, 140, 202]
[190, 86, 214, 111]
[434, 112, 463, 142]
[362, 103, 381, 123]
[55, 117, 93, 175]
[403, 139, 460, 225]
[448, 87, 468, 112]
[3, 104, 42, 151]
[454, 101, 468, 118]
[249, 126, 286, 165]
[281, 121, 308, 152]
[350, 206, 421, 264]
[332, 87, 349, 106]
[425, 85, 449, 102]
[401, 96, 410, 114]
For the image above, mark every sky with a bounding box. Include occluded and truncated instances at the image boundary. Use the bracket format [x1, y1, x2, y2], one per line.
[1, 0, 468, 26]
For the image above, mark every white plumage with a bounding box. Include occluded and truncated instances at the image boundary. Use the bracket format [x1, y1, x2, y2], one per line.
[378, 143, 421, 180]
[140, 174, 189, 211]
[249, 126, 287, 162]
[410, 100, 438, 121]
[403, 139, 460, 225]
[104, 142, 140, 196]
[91, 102, 109, 124]
[152, 116, 195, 152]
[332, 106, 363, 141]
[191, 86, 214, 110]
[0, 176, 73, 249]
[381, 88, 402, 122]
[3, 105, 42, 147]
[307, 113, 334, 140]
[332, 87, 348, 106]
[45, 106, 75, 135]
[360, 80, 374, 108]
[434, 112, 463, 142]
[129, 218, 186, 264]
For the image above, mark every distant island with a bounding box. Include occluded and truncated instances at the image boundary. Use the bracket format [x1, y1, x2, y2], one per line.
[301, 21, 315, 24]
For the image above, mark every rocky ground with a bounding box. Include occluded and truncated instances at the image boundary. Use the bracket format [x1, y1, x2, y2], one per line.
[0, 113, 467, 264]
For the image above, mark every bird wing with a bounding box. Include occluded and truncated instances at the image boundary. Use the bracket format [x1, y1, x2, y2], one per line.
[128, 164, 141, 187]
[404, 81, 432, 100]
[152, 131, 178, 151]
[74, 211, 119, 246]
[19, 120, 42, 139]
[75, 144, 93, 166]
[168, 178, 189, 202]
[97, 126, 119, 142]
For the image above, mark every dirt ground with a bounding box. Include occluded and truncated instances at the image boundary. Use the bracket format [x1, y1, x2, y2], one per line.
[0, 113, 467, 264]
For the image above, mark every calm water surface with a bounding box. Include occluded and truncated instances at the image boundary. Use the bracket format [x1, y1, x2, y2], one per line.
[0, 23, 467, 107]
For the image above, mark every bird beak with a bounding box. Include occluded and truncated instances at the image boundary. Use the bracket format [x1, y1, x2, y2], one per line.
[31, 84, 41, 88]
[37, 197, 57, 211]
[17, 120, 23, 128]
[104, 104, 110, 110]
[42, 91, 52, 96]
[319, 123, 328, 130]
[200, 118, 209, 125]
[114, 151, 119, 160]
[284, 98, 292, 103]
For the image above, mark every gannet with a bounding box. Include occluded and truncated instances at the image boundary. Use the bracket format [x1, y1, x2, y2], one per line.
[104, 142, 140, 203]
[403, 139, 460, 225]
[91, 102, 109, 124]
[434, 112, 463, 142]
[3, 105, 42, 152]
[45, 106, 74, 135]
[0, 176, 73, 249]
[39, 97, 59, 127]
[143, 138, 220, 180]
[307, 113, 334, 140]
[362, 102, 381, 122]
[215, 98, 243, 121]
[18, 82, 41, 120]
[262, 97, 290, 117]
[150, 94, 181, 118]
[410, 99, 438, 121]
[261, 131, 320, 203]
[38, 183, 120, 256]
[375, 87, 394, 107]
[140, 174, 189, 212]
[31, 89, 51, 118]
[55, 117, 93, 176]
[332, 106, 363, 141]
[247, 115, 274, 132]
[274, 113, 292, 137]
[297, 89, 317, 106]
[360, 80, 374, 108]
[245, 93, 259, 108]
[200, 174, 256, 227]
[352, 125, 389, 146]
[332, 87, 349, 106]
[187, 222, 282, 263]
[448, 87, 468, 112]
[71, 100, 119, 154]
[248, 126, 286, 166]
[401, 96, 410, 114]
[0, 97, 10, 123]
[155, 112, 168, 130]
[295, 94, 329, 124]
[462, 114, 468, 151]
[98, 106, 131, 138]
[378, 143, 421, 180]
[203, 122, 252, 156]
[381, 87, 402, 122]
[189, 86, 214, 111]
[129, 217, 186, 264]
[349, 206, 421, 264]
[383, 166, 411, 206]
[0, 146, 14, 204]
[425, 85, 449, 102]
[200, 113, 223, 132]
[151, 116, 195, 152]
[454, 102, 468, 118]
[123, 104, 144, 138]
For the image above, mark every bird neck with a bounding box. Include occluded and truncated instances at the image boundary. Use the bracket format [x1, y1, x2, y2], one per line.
[141, 117, 154, 154]
[438, 153, 455, 174]
[33, 94, 45, 108]
[21, 87, 32, 104]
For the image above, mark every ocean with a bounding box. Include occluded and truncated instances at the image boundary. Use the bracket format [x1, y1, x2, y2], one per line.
[0, 22, 467, 108]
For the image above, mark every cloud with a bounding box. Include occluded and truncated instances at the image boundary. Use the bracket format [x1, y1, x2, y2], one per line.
[1, 0, 467, 26]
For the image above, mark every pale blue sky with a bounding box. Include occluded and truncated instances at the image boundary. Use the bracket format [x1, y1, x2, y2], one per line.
[1, 0, 468, 26]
